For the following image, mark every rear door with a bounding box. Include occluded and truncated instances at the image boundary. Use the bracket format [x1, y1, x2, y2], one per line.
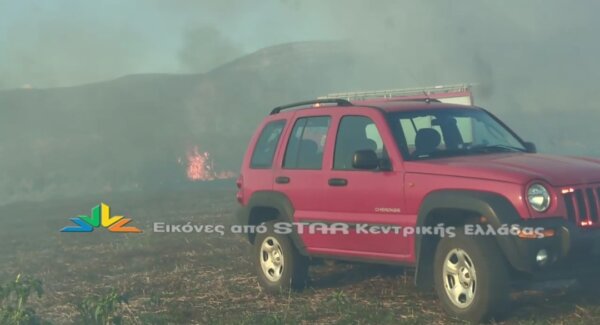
[272, 112, 333, 231]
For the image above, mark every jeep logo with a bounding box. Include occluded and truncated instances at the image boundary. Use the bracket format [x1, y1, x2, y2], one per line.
[374, 207, 401, 213]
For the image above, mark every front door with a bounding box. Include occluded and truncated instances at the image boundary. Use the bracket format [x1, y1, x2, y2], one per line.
[315, 114, 411, 261]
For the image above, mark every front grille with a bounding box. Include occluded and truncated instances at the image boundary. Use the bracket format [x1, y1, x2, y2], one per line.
[563, 186, 600, 227]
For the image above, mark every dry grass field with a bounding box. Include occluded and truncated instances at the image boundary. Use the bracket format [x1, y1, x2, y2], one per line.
[1, 186, 600, 324]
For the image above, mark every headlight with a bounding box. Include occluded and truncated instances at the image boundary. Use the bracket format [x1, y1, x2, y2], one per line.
[527, 184, 551, 212]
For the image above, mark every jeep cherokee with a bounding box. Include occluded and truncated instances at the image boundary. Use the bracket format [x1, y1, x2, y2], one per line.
[236, 93, 600, 322]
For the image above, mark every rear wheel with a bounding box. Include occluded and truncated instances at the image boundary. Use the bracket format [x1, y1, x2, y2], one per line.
[254, 221, 308, 292]
[434, 228, 510, 323]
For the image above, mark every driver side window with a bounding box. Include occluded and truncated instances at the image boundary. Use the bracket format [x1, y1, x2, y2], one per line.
[334, 116, 386, 170]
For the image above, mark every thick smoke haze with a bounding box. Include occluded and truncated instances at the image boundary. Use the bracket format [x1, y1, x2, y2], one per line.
[2, 1, 599, 91]
[1, 0, 600, 204]
[179, 25, 244, 73]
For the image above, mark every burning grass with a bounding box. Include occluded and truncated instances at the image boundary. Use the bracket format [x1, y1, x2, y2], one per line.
[1, 188, 600, 324]
[181, 146, 235, 181]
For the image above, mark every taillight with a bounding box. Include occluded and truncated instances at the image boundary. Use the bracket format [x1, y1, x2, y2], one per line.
[236, 175, 243, 204]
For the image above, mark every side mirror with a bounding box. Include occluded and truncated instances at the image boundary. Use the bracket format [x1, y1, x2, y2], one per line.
[524, 142, 537, 153]
[352, 150, 379, 170]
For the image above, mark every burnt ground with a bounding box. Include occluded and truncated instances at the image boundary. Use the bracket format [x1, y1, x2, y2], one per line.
[1, 187, 600, 324]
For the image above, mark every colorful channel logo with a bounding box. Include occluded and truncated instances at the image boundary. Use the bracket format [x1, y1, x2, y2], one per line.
[60, 203, 142, 233]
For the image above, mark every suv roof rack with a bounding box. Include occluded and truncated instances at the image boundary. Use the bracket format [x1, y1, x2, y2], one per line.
[270, 98, 352, 115]
[393, 98, 442, 103]
[318, 84, 470, 102]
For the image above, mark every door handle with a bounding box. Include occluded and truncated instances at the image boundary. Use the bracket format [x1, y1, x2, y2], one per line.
[275, 176, 290, 184]
[328, 178, 348, 186]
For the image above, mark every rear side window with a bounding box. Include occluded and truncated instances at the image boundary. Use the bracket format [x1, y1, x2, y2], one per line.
[250, 120, 286, 169]
[283, 116, 331, 169]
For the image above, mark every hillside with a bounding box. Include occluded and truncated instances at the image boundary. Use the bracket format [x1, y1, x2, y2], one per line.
[1, 41, 598, 205]
[0, 42, 359, 204]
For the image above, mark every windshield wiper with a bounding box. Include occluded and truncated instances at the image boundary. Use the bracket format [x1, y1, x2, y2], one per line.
[468, 144, 526, 153]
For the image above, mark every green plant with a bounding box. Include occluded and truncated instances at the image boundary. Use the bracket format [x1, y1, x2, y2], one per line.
[328, 290, 349, 314]
[0, 274, 46, 325]
[76, 290, 128, 325]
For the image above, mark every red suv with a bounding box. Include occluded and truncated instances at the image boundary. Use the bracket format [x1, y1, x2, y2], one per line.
[236, 94, 600, 322]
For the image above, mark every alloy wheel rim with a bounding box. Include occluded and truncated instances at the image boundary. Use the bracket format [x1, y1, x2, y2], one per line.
[260, 236, 285, 282]
[443, 248, 477, 308]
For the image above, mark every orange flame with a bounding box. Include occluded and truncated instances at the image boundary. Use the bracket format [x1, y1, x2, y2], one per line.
[182, 146, 235, 181]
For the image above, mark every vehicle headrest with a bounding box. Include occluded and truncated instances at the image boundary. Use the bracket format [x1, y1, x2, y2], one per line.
[415, 128, 441, 153]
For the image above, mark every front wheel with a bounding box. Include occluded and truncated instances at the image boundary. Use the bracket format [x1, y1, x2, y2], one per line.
[254, 221, 308, 293]
[434, 228, 510, 323]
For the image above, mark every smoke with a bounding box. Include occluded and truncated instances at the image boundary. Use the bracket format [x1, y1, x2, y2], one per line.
[4, 0, 600, 93]
[274, 0, 600, 111]
[0, 6, 152, 89]
[178, 25, 244, 73]
[263, 1, 600, 155]
[2, 0, 600, 205]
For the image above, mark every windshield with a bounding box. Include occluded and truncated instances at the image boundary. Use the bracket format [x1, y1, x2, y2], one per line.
[386, 108, 526, 160]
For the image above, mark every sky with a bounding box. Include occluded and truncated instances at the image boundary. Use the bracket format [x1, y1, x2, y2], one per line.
[1, 0, 599, 90]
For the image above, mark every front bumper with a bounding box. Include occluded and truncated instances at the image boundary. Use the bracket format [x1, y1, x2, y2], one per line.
[503, 217, 600, 279]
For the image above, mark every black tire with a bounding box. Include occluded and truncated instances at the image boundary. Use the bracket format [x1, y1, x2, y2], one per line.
[433, 228, 510, 323]
[254, 221, 309, 293]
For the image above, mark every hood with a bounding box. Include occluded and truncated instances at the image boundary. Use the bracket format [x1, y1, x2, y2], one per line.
[406, 153, 600, 186]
